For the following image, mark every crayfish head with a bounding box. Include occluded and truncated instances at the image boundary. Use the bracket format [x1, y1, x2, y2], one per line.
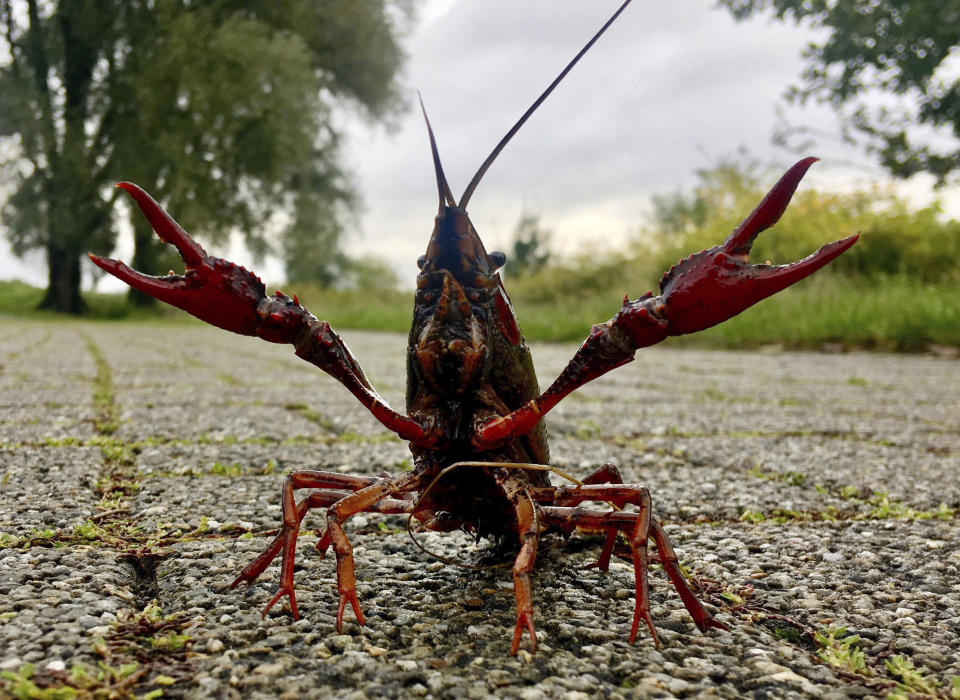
[414, 270, 488, 396]
[419, 207, 501, 279]
[411, 208, 516, 397]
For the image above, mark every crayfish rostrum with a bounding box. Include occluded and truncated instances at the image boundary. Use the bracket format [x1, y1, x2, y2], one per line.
[90, 0, 858, 655]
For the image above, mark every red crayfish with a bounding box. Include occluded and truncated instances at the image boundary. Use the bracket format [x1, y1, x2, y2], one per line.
[90, 0, 858, 655]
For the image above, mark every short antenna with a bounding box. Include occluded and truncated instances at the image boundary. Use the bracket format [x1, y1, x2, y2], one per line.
[458, 0, 634, 209]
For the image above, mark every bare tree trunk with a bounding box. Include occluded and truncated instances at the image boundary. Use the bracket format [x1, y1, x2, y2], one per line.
[39, 241, 85, 314]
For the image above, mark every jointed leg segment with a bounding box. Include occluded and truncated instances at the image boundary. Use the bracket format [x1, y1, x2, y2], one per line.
[230, 463, 724, 653]
[535, 482, 727, 644]
[230, 469, 420, 626]
[556, 463, 626, 571]
[489, 470, 542, 656]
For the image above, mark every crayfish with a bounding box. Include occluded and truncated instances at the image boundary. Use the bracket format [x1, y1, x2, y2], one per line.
[90, 0, 858, 655]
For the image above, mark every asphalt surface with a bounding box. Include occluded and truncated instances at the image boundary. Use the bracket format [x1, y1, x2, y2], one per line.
[1, 319, 958, 699]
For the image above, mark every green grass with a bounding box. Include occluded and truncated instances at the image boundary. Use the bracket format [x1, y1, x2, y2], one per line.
[0, 280, 176, 321]
[511, 273, 960, 350]
[4, 274, 958, 351]
[666, 274, 960, 352]
[292, 285, 413, 333]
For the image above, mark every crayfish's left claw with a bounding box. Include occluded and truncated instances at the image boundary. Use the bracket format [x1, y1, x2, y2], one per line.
[654, 158, 860, 336]
[722, 156, 818, 257]
[89, 182, 275, 338]
[470, 159, 860, 452]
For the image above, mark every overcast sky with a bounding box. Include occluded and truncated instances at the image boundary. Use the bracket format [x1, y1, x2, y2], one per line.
[3, 0, 957, 290]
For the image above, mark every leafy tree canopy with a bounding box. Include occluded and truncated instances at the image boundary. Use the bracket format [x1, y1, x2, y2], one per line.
[717, 0, 960, 184]
[0, 0, 414, 312]
[506, 213, 552, 277]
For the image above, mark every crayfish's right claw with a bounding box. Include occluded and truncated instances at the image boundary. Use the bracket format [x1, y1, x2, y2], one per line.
[89, 182, 272, 337]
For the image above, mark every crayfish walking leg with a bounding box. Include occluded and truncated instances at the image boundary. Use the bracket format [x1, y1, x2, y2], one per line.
[230, 470, 421, 623]
[555, 463, 628, 571]
[496, 471, 541, 655]
[534, 484, 728, 644]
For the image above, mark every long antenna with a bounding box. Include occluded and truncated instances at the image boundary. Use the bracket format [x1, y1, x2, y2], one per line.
[458, 0, 634, 209]
[419, 92, 457, 210]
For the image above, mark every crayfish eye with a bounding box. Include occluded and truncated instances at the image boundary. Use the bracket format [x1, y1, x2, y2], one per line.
[490, 251, 507, 269]
[417, 255, 428, 270]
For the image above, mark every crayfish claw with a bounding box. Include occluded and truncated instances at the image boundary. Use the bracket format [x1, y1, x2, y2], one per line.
[652, 158, 860, 336]
[721, 156, 818, 257]
[744, 233, 859, 298]
[91, 182, 274, 337]
[115, 182, 207, 266]
[87, 254, 188, 306]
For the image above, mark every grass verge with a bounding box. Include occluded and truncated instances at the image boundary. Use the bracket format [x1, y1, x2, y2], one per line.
[4, 274, 958, 351]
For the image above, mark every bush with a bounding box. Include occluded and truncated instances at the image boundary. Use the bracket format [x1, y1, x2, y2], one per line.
[640, 161, 960, 286]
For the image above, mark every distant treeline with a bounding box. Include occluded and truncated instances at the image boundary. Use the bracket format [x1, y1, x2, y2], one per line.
[3, 162, 958, 351]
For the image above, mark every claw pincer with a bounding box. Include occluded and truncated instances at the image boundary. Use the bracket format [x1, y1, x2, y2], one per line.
[89, 183, 269, 337]
[654, 157, 859, 335]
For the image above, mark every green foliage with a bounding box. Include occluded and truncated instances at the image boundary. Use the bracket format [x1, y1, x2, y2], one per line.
[1, 663, 78, 700]
[0, 2, 414, 312]
[885, 655, 943, 697]
[334, 254, 402, 291]
[860, 492, 954, 521]
[716, 0, 960, 183]
[291, 284, 414, 333]
[671, 274, 960, 351]
[0, 601, 195, 699]
[208, 461, 245, 477]
[814, 626, 870, 676]
[0, 282, 181, 321]
[618, 159, 960, 350]
[504, 253, 640, 341]
[720, 591, 744, 605]
[71, 521, 101, 541]
[739, 509, 766, 523]
[493, 159, 960, 347]
[4, 157, 959, 351]
[504, 213, 552, 277]
[641, 159, 960, 285]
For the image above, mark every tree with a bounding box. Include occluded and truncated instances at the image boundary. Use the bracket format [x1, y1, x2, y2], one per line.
[0, 1, 413, 313]
[506, 213, 552, 277]
[716, 0, 960, 184]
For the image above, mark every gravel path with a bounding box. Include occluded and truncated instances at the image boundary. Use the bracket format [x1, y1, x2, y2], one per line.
[1, 319, 958, 699]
